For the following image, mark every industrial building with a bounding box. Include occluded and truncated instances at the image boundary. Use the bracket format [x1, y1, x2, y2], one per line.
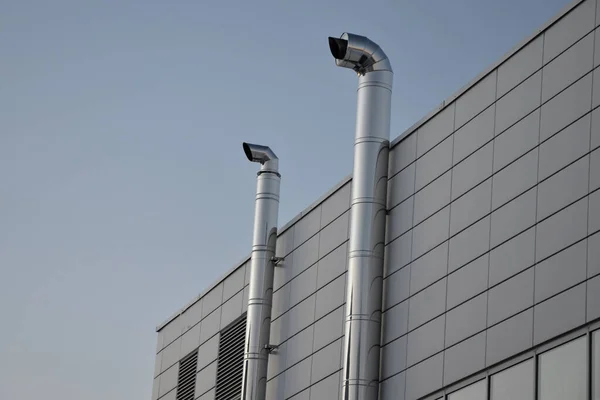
[151, 0, 600, 399]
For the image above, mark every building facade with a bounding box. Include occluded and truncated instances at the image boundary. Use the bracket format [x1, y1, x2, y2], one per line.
[152, 0, 600, 399]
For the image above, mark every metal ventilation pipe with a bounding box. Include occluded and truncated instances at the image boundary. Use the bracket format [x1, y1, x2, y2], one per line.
[240, 142, 281, 400]
[328, 33, 393, 400]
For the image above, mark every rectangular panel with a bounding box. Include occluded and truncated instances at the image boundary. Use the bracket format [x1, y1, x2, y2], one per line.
[316, 241, 347, 289]
[497, 35, 543, 98]
[493, 109, 540, 173]
[542, 32, 594, 103]
[455, 70, 497, 129]
[537, 155, 589, 221]
[489, 227, 535, 287]
[310, 371, 340, 400]
[266, 374, 285, 400]
[268, 341, 287, 380]
[451, 142, 493, 201]
[448, 216, 490, 273]
[181, 300, 202, 334]
[380, 372, 406, 400]
[447, 254, 489, 309]
[542, 0, 596, 64]
[417, 103, 455, 158]
[386, 197, 414, 243]
[284, 357, 312, 399]
[443, 334, 486, 387]
[487, 269, 534, 327]
[197, 335, 219, 372]
[320, 182, 351, 228]
[201, 283, 223, 319]
[290, 264, 317, 308]
[588, 275, 600, 322]
[384, 231, 411, 278]
[448, 379, 487, 400]
[199, 308, 221, 345]
[407, 315, 445, 367]
[535, 240, 587, 303]
[285, 325, 314, 368]
[593, 107, 600, 153]
[535, 197, 588, 262]
[450, 178, 492, 236]
[319, 210, 349, 258]
[491, 148, 538, 210]
[180, 323, 200, 358]
[276, 228, 295, 259]
[388, 163, 416, 208]
[416, 135, 453, 192]
[408, 278, 447, 331]
[384, 265, 410, 309]
[382, 335, 408, 379]
[161, 338, 182, 373]
[293, 206, 321, 249]
[538, 336, 587, 400]
[591, 149, 600, 191]
[405, 353, 443, 400]
[383, 300, 409, 345]
[272, 282, 291, 320]
[309, 335, 341, 383]
[414, 170, 451, 225]
[490, 358, 534, 400]
[495, 71, 542, 135]
[219, 290, 242, 329]
[412, 206, 450, 260]
[195, 361, 217, 398]
[409, 242, 448, 296]
[589, 232, 600, 278]
[159, 363, 179, 398]
[313, 305, 343, 351]
[152, 377, 159, 400]
[288, 294, 316, 339]
[222, 265, 245, 302]
[445, 293, 487, 347]
[486, 309, 533, 367]
[490, 188, 537, 248]
[290, 234, 320, 281]
[390, 132, 417, 176]
[539, 73, 592, 143]
[533, 283, 586, 345]
[594, 67, 600, 108]
[453, 105, 495, 165]
[590, 189, 600, 233]
[314, 274, 345, 320]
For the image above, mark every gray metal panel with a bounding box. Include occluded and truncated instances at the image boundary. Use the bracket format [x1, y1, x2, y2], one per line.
[289, 295, 316, 339]
[276, 227, 295, 259]
[267, 341, 287, 380]
[447, 379, 487, 400]
[201, 282, 223, 319]
[199, 307, 221, 345]
[447, 254, 489, 309]
[405, 353, 444, 400]
[159, 363, 178, 398]
[535, 241, 587, 303]
[318, 210, 349, 257]
[486, 309, 533, 367]
[414, 171, 451, 225]
[220, 290, 242, 329]
[290, 264, 317, 308]
[593, 107, 600, 150]
[542, 0, 596, 64]
[408, 278, 447, 330]
[487, 269, 534, 326]
[443, 332, 487, 386]
[380, 372, 405, 400]
[495, 71, 542, 135]
[493, 109, 540, 173]
[450, 178, 492, 236]
[388, 163, 416, 208]
[490, 188, 537, 248]
[412, 206, 450, 260]
[596, 28, 600, 67]
[448, 216, 491, 273]
[222, 265, 245, 302]
[293, 206, 322, 249]
[535, 197, 588, 262]
[587, 275, 600, 321]
[320, 181, 351, 228]
[497, 35, 543, 98]
[407, 315, 445, 367]
[180, 323, 200, 358]
[451, 142, 494, 201]
[590, 190, 600, 233]
[286, 325, 314, 368]
[445, 293, 487, 347]
[266, 374, 285, 400]
[489, 358, 534, 400]
[455, 71, 497, 129]
[539, 73, 593, 143]
[290, 234, 320, 281]
[272, 282, 291, 320]
[491, 148, 538, 210]
[290, 389, 309, 400]
[284, 357, 312, 399]
[416, 103, 455, 158]
[154, 352, 162, 378]
[410, 242, 448, 295]
[384, 265, 410, 309]
[382, 300, 409, 345]
[537, 155, 589, 221]
[416, 135, 453, 192]
[533, 282, 586, 345]
[381, 335, 408, 379]
[161, 389, 176, 400]
[161, 338, 181, 373]
[197, 334, 219, 372]
[594, 67, 600, 109]
[195, 361, 217, 398]
[542, 32, 594, 103]
[152, 377, 159, 400]
[489, 227, 536, 287]
[161, 317, 182, 349]
[316, 242, 347, 289]
[181, 299, 202, 333]
[314, 273, 345, 320]
[591, 150, 600, 192]
[390, 133, 417, 176]
[387, 197, 414, 243]
[196, 388, 214, 400]
[310, 371, 340, 400]
[313, 306, 344, 351]
[453, 105, 495, 165]
[384, 232, 412, 278]
[588, 232, 600, 277]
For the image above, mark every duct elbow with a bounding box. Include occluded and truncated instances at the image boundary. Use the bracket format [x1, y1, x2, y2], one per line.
[328, 33, 392, 75]
[243, 142, 279, 172]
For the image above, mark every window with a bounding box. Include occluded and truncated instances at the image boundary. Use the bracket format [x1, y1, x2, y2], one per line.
[176, 350, 198, 400]
[594, 330, 600, 400]
[538, 336, 586, 400]
[490, 359, 533, 400]
[215, 314, 247, 400]
[448, 380, 486, 400]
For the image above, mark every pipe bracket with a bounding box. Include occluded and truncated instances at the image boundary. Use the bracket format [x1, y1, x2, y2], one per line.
[264, 344, 279, 354]
[271, 256, 285, 266]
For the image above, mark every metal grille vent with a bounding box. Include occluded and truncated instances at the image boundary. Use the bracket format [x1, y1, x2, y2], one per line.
[215, 315, 247, 400]
[176, 350, 198, 400]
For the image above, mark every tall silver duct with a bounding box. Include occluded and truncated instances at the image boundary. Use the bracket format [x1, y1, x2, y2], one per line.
[240, 142, 281, 400]
[328, 33, 393, 400]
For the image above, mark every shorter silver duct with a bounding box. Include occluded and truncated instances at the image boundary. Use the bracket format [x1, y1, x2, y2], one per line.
[240, 142, 280, 400]
[329, 33, 393, 400]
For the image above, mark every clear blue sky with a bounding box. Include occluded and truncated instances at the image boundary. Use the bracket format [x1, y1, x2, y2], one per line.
[1, 0, 572, 399]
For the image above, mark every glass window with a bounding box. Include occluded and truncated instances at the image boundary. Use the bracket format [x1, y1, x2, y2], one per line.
[491, 358, 534, 400]
[448, 380, 486, 400]
[538, 336, 586, 400]
[594, 330, 600, 400]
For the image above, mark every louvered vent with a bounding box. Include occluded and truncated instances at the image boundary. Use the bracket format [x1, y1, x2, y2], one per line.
[176, 350, 198, 400]
[215, 314, 247, 400]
